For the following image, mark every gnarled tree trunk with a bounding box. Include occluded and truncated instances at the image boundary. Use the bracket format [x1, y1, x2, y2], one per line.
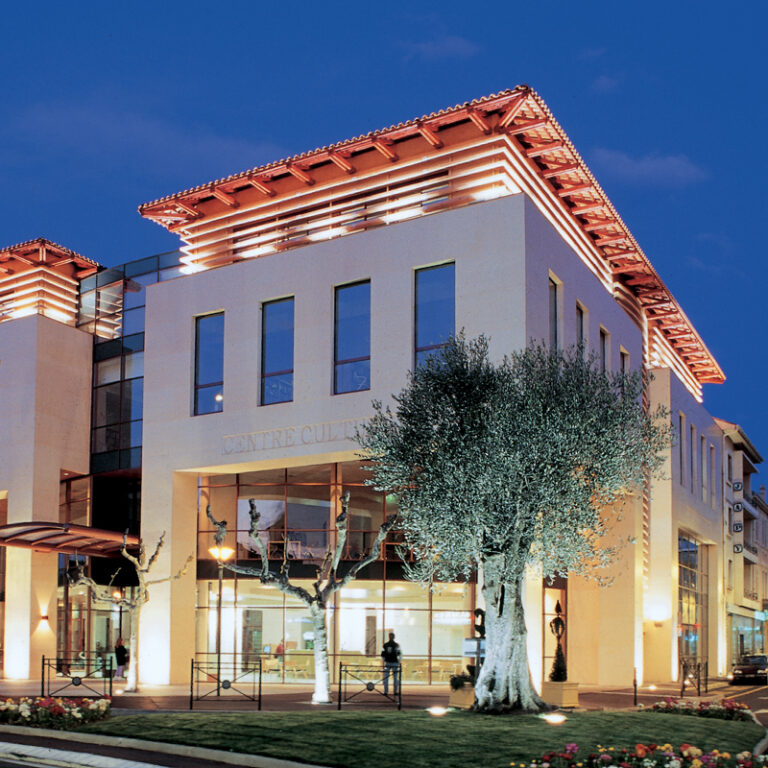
[474, 556, 545, 713]
[310, 602, 332, 703]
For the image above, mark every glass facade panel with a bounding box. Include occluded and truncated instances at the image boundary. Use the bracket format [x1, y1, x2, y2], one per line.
[261, 298, 294, 405]
[334, 281, 370, 393]
[93, 383, 121, 427]
[194, 312, 224, 415]
[678, 533, 708, 663]
[122, 307, 145, 336]
[415, 263, 454, 365]
[194, 462, 473, 684]
[121, 379, 143, 422]
[95, 357, 121, 386]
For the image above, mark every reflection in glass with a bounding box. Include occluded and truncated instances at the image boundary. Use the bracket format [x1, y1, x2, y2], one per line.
[334, 281, 370, 393]
[415, 263, 454, 366]
[261, 298, 294, 404]
[194, 313, 224, 415]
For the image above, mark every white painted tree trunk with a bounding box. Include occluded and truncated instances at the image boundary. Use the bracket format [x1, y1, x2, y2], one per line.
[310, 602, 332, 704]
[474, 559, 545, 713]
[124, 606, 140, 693]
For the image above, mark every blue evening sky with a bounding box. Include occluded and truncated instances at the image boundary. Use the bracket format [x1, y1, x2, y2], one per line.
[2, 2, 766, 462]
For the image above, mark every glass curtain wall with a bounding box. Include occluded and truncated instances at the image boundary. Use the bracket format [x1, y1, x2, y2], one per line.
[197, 461, 475, 684]
[678, 532, 709, 664]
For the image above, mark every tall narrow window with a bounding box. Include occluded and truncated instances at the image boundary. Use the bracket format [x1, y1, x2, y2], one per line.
[262, 298, 294, 405]
[690, 425, 696, 494]
[194, 312, 224, 415]
[599, 328, 608, 373]
[415, 263, 454, 366]
[679, 414, 686, 486]
[576, 304, 585, 351]
[549, 278, 559, 349]
[701, 436, 707, 502]
[620, 349, 629, 375]
[334, 281, 370, 394]
[710, 445, 716, 508]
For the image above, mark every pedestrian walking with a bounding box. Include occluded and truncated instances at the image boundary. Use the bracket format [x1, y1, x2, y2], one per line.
[114, 638, 128, 679]
[381, 632, 401, 696]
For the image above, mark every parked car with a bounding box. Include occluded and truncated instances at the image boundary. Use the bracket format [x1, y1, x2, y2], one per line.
[728, 654, 768, 684]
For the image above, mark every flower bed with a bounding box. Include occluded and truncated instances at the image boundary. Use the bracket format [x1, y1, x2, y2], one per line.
[513, 742, 767, 768]
[0, 697, 111, 729]
[643, 698, 753, 722]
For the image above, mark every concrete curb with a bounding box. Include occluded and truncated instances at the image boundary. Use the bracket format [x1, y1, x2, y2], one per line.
[0, 739, 160, 768]
[0, 725, 328, 768]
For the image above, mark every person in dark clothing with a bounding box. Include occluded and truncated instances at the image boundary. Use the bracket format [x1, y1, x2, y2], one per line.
[381, 632, 401, 696]
[114, 638, 128, 678]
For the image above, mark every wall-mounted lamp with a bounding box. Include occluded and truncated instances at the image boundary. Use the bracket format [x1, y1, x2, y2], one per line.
[40, 614, 49, 623]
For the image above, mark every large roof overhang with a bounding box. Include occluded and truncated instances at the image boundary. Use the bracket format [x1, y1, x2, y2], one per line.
[0, 238, 99, 279]
[0, 522, 139, 557]
[139, 85, 724, 388]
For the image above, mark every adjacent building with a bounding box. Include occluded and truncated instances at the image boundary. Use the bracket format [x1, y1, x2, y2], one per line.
[0, 86, 763, 688]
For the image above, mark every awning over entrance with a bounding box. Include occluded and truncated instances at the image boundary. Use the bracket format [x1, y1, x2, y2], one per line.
[0, 522, 139, 557]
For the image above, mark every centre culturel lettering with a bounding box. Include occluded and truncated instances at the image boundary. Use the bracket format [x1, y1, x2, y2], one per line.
[221, 418, 366, 456]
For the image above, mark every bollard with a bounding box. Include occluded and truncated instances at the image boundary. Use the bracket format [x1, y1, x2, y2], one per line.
[633, 667, 638, 706]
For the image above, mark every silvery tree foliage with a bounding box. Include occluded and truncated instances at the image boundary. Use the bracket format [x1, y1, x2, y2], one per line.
[356, 335, 670, 713]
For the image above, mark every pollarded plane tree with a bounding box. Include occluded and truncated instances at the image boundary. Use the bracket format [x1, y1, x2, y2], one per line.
[356, 335, 670, 713]
[215, 491, 396, 704]
[69, 533, 193, 692]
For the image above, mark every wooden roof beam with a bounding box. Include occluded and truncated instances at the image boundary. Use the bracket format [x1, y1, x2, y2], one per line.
[648, 310, 682, 321]
[583, 218, 614, 232]
[571, 202, 607, 216]
[372, 140, 397, 162]
[542, 163, 580, 179]
[286, 163, 314, 186]
[506, 118, 550, 135]
[466, 107, 491, 135]
[595, 234, 629, 247]
[613, 263, 649, 275]
[328, 152, 355, 174]
[176, 202, 201, 218]
[526, 141, 563, 158]
[248, 177, 276, 197]
[211, 188, 239, 208]
[557, 183, 593, 197]
[417, 122, 443, 149]
[497, 96, 529, 130]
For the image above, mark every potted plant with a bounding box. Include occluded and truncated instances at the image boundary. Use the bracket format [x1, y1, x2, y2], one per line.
[448, 672, 475, 709]
[540, 601, 579, 707]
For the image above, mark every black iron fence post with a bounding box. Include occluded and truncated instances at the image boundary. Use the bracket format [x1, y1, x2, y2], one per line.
[397, 663, 402, 711]
[189, 658, 194, 710]
[696, 663, 701, 697]
[258, 659, 263, 711]
[680, 660, 686, 698]
[40, 656, 45, 697]
[704, 661, 709, 694]
[337, 662, 343, 710]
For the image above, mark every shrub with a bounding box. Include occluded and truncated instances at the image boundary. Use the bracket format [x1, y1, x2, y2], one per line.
[0, 697, 111, 729]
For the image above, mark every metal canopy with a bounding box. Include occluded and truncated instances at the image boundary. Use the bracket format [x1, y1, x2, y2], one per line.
[0, 522, 139, 557]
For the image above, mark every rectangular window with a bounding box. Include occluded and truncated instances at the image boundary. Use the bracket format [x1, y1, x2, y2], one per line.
[334, 281, 370, 394]
[194, 312, 224, 415]
[549, 278, 559, 349]
[599, 328, 608, 373]
[576, 304, 585, 351]
[710, 445, 717, 508]
[727, 454, 733, 483]
[415, 263, 454, 366]
[690, 425, 696, 494]
[262, 298, 294, 405]
[620, 349, 629, 375]
[701, 436, 707, 502]
[679, 414, 685, 487]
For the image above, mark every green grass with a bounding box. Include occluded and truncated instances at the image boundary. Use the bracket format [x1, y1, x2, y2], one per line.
[81, 710, 765, 768]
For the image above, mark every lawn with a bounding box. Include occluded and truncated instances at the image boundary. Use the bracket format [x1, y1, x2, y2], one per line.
[81, 710, 765, 768]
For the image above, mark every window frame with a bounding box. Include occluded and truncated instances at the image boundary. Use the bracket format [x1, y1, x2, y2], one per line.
[333, 280, 371, 395]
[261, 297, 295, 405]
[193, 311, 225, 416]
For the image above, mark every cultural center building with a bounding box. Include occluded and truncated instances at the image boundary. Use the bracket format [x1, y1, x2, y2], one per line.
[0, 86, 765, 689]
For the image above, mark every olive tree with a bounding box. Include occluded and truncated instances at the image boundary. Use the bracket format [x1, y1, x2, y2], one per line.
[356, 335, 670, 713]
